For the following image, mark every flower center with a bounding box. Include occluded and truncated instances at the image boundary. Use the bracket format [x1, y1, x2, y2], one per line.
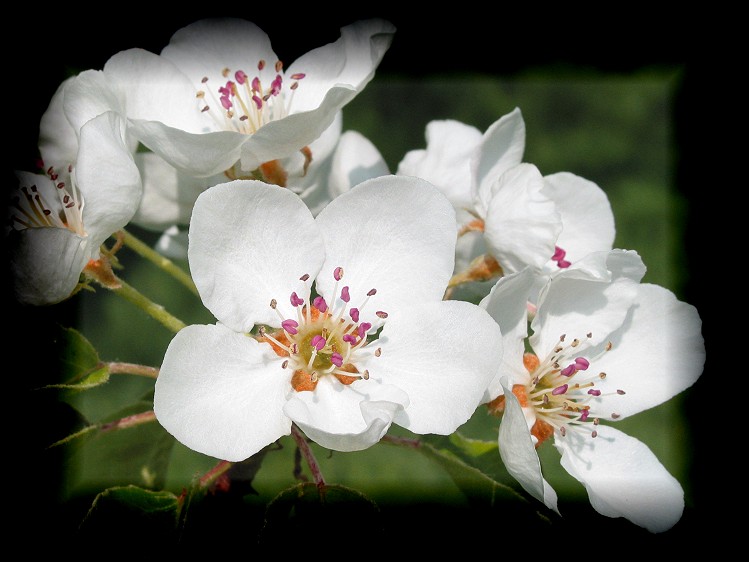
[196, 59, 305, 137]
[8, 165, 86, 236]
[258, 266, 386, 392]
[518, 333, 624, 447]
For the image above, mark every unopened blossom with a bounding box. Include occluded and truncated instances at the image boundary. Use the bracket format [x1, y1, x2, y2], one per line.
[154, 175, 503, 461]
[92, 17, 395, 182]
[480, 250, 705, 533]
[397, 109, 615, 297]
[7, 111, 142, 305]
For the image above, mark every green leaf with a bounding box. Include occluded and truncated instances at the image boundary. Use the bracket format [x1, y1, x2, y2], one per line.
[54, 325, 101, 381]
[65, 399, 174, 496]
[419, 433, 552, 531]
[44, 365, 110, 392]
[78, 485, 180, 544]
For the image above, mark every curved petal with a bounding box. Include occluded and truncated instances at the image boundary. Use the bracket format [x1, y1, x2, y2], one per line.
[483, 163, 561, 274]
[556, 424, 684, 533]
[397, 119, 481, 211]
[8, 227, 89, 306]
[479, 268, 537, 400]
[286, 18, 396, 111]
[38, 77, 79, 168]
[530, 270, 638, 357]
[329, 130, 389, 194]
[284, 376, 408, 452]
[554, 248, 647, 285]
[498, 379, 559, 513]
[161, 18, 277, 94]
[542, 172, 615, 264]
[131, 120, 247, 177]
[154, 323, 292, 462]
[62, 69, 127, 137]
[104, 48, 212, 133]
[472, 107, 526, 215]
[239, 85, 357, 172]
[75, 112, 142, 248]
[188, 181, 324, 332]
[364, 300, 502, 435]
[590, 283, 705, 418]
[314, 175, 456, 327]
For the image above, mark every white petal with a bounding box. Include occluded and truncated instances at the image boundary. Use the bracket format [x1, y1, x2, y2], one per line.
[542, 172, 615, 264]
[154, 323, 292, 462]
[315, 175, 456, 327]
[286, 18, 396, 112]
[591, 283, 705, 418]
[555, 248, 647, 284]
[479, 269, 537, 400]
[396, 119, 482, 211]
[329, 130, 389, 195]
[472, 107, 526, 215]
[365, 300, 502, 435]
[284, 377, 408, 452]
[8, 227, 89, 306]
[104, 48, 211, 133]
[154, 225, 189, 261]
[498, 379, 559, 513]
[188, 181, 324, 332]
[483, 163, 561, 274]
[556, 424, 684, 533]
[531, 269, 638, 356]
[62, 69, 127, 136]
[131, 151, 223, 231]
[75, 112, 142, 247]
[38, 77, 79, 168]
[161, 18, 277, 94]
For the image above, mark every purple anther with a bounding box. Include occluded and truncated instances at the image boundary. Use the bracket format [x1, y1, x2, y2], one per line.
[333, 266, 344, 280]
[343, 334, 357, 344]
[257, 60, 265, 71]
[290, 292, 304, 307]
[282, 319, 299, 335]
[201, 76, 209, 83]
[552, 246, 566, 261]
[331, 353, 343, 367]
[376, 311, 388, 319]
[557, 259, 571, 269]
[290, 73, 306, 80]
[580, 409, 590, 422]
[300, 274, 310, 282]
[275, 60, 283, 72]
[349, 308, 360, 322]
[251, 76, 261, 92]
[367, 288, 377, 296]
[552, 384, 569, 396]
[220, 96, 233, 110]
[341, 286, 350, 303]
[235, 70, 247, 84]
[574, 357, 590, 370]
[252, 95, 263, 110]
[311, 335, 326, 351]
[270, 75, 282, 96]
[587, 389, 601, 396]
[561, 364, 577, 377]
[358, 323, 372, 338]
[218, 84, 232, 97]
[313, 296, 328, 313]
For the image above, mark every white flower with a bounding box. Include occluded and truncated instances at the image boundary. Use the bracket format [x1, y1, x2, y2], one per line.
[480, 250, 705, 532]
[154, 175, 503, 462]
[398, 109, 615, 295]
[7, 111, 141, 305]
[98, 17, 395, 179]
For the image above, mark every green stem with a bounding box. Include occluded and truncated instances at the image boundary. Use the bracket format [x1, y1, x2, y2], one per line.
[107, 362, 160, 379]
[119, 228, 199, 297]
[111, 277, 187, 334]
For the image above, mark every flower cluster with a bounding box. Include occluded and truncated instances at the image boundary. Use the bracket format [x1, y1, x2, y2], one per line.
[7, 16, 705, 539]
